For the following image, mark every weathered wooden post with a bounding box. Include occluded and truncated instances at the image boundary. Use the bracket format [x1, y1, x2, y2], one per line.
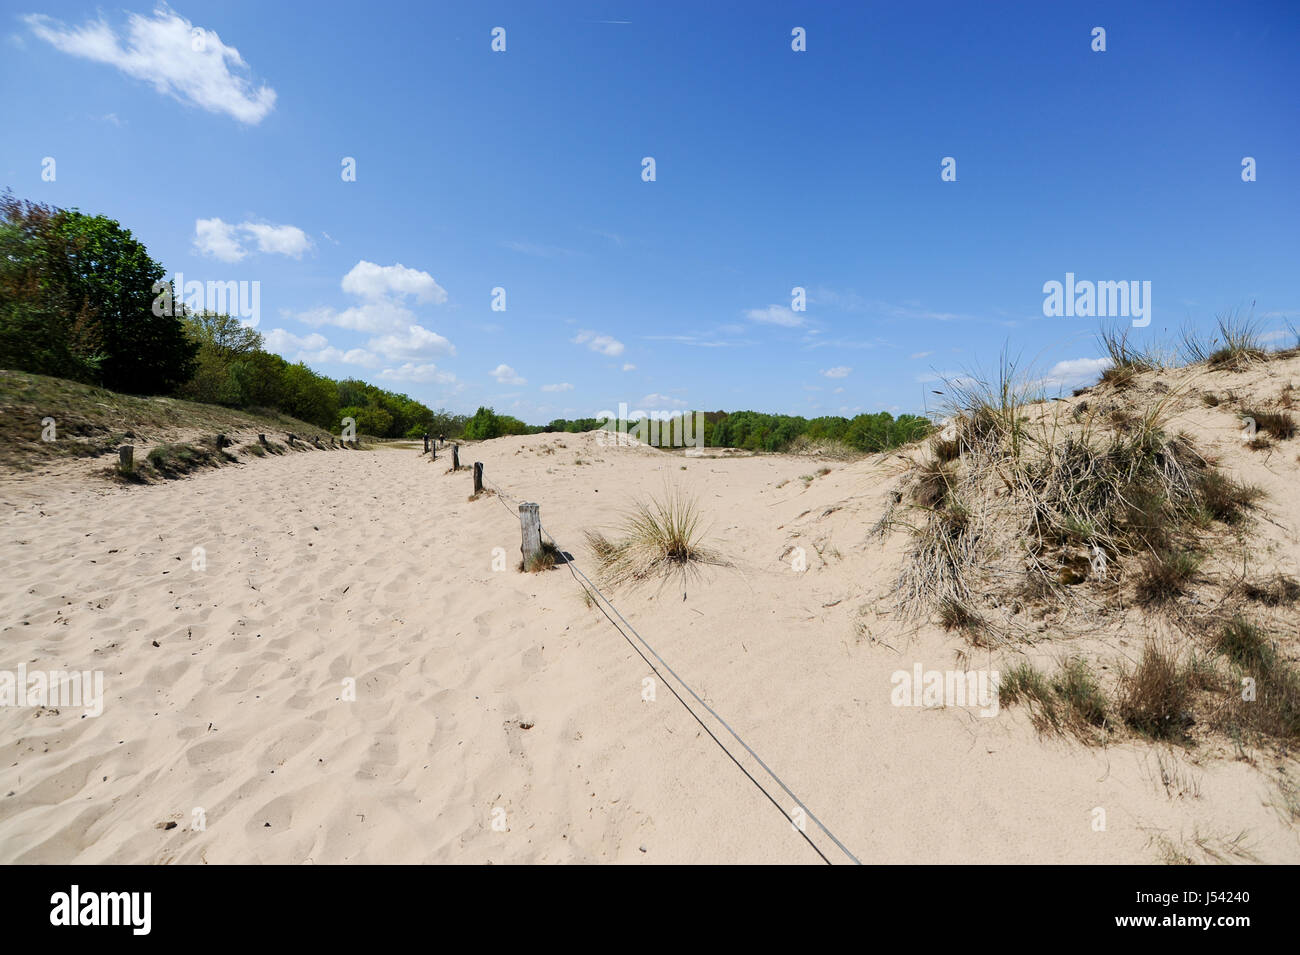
[430, 441, 436, 461]
[520, 503, 542, 568]
[423, 433, 429, 453]
[473, 462, 483, 496]
[452, 445, 460, 470]
[258, 433, 268, 448]
[118, 445, 133, 472]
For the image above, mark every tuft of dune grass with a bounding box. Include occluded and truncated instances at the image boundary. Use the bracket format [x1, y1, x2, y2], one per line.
[584, 485, 724, 587]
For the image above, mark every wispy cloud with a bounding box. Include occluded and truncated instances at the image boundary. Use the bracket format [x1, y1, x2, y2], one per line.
[501, 239, 582, 259]
[573, 329, 625, 356]
[643, 333, 753, 348]
[640, 393, 688, 408]
[820, 366, 851, 379]
[25, 9, 276, 124]
[541, 382, 573, 392]
[746, 304, 804, 327]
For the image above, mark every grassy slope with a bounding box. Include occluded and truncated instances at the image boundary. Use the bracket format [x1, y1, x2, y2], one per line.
[0, 368, 340, 472]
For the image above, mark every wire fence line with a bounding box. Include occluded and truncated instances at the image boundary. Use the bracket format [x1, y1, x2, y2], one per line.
[478, 470, 862, 865]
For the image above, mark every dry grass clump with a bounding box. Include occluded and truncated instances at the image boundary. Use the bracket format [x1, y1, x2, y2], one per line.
[1242, 408, 1296, 440]
[1210, 617, 1300, 743]
[522, 540, 562, 573]
[1241, 574, 1300, 607]
[142, 440, 234, 478]
[883, 350, 1268, 630]
[896, 482, 979, 616]
[1098, 323, 1158, 388]
[930, 435, 961, 462]
[1117, 641, 1203, 740]
[911, 458, 956, 509]
[1194, 469, 1264, 524]
[1181, 311, 1267, 370]
[999, 656, 1111, 737]
[1134, 548, 1200, 605]
[937, 596, 987, 643]
[584, 486, 723, 587]
[999, 619, 1300, 747]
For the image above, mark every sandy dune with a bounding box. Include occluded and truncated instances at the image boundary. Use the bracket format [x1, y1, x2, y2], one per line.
[1, 411, 1297, 863]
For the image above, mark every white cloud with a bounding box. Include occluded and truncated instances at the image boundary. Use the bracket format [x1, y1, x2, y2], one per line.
[746, 304, 803, 327]
[490, 363, 526, 385]
[264, 328, 327, 354]
[194, 217, 312, 262]
[342, 260, 446, 303]
[295, 301, 418, 335]
[622, 363, 635, 371]
[820, 366, 851, 379]
[541, 382, 573, 392]
[1040, 357, 1112, 390]
[639, 393, 688, 408]
[369, 325, 454, 360]
[193, 217, 245, 263]
[241, 222, 311, 258]
[25, 9, 275, 124]
[379, 362, 457, 385]
[573, 330, 625, 356]
[909, 351, 934, 360]
[262, 328, 377, 367]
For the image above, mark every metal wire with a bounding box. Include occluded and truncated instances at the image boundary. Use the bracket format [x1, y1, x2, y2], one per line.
[479, 471, 862, 865]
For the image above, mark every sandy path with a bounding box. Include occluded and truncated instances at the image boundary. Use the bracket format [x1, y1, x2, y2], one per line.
[1, 435, 1295, 863]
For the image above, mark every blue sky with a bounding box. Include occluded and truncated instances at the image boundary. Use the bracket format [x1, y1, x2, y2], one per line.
[3, 1, 1297, 422]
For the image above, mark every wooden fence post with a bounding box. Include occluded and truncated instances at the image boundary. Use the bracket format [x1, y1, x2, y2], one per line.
[423, 433, 429, 453]
[452, 445, 460, 470]
[430, 441, 436, 461]
[118, 446, 133, 472]
[473, 462, 483, 495]
[520, 503, 542, 568]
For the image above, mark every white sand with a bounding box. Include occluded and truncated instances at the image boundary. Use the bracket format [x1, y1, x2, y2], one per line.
[2, 376, 1298, 862]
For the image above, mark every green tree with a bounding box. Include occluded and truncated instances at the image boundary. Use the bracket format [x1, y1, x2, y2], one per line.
[49, 206, 196, 393]
[0, 193, 104, 380]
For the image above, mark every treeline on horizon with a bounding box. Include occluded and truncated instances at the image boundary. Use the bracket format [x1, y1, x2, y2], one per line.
[468, 406, 933, 453]
[1, 190, 930, 452]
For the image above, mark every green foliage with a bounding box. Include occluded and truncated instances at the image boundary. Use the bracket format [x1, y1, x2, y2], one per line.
[0, 191, 197, 392]
[463, 406, 530, 440]
[541, 409, 931, 453]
